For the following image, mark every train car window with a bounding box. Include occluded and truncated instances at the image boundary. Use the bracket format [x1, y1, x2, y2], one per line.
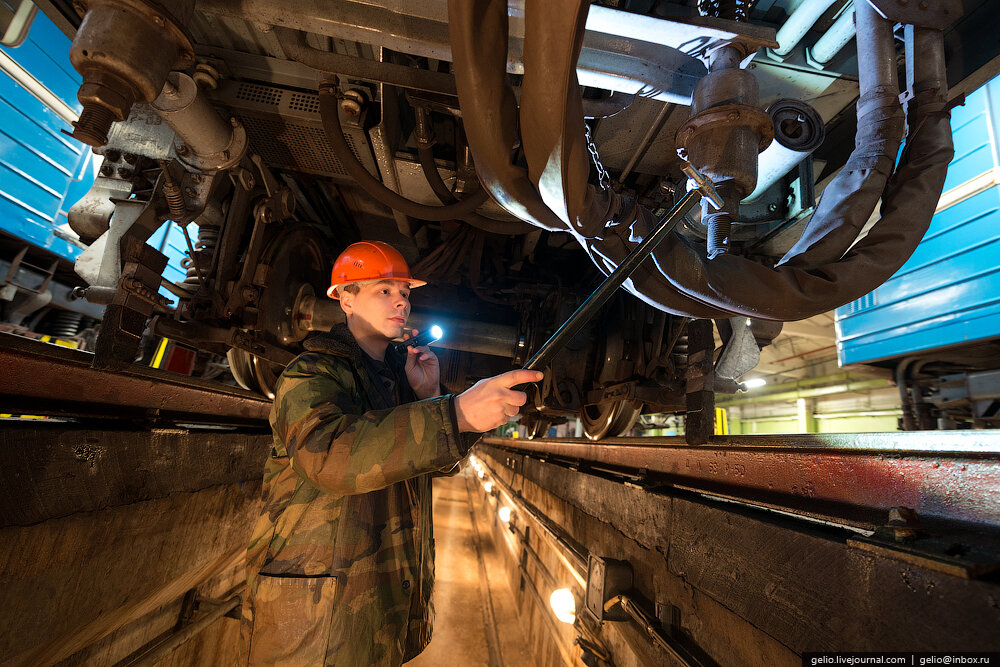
[1, 0, 37, 48]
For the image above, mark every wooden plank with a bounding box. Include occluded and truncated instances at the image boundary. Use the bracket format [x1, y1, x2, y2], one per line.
[478, 443, 1000, 662]
[0, 424, 271, 526]
[0, 483, 260, 664]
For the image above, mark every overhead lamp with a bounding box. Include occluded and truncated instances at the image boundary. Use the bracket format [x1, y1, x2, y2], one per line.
[549, 588, 576, 624]
[469, 455, 478, 467]
[477, 468, 485, 479]
[498, 506, 512, 523]
[743, 377, 766, 390]
[484, 481, 493, 493]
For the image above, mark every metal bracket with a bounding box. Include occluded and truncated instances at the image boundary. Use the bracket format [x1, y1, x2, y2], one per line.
[868, 0, 962, 30]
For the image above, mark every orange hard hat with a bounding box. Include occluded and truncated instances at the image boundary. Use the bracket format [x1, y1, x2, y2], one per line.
[327, 241, 426, 299]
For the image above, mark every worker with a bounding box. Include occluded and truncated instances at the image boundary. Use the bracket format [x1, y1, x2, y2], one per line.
[237, 240, 542, 665]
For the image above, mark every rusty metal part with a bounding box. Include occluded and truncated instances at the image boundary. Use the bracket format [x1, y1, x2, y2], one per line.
[0, 332, 270, 424]
[318, 81, 491, 221]
[152, 72, 246, 171]
[448, 0, 567, 232]
[868, 0, 962, 30]
[68, 0, 195, 146]
[274, 26, 457, 96]
[483, 431, 1000, 531]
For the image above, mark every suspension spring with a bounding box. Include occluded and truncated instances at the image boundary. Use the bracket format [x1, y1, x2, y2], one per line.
[45, 310, 84, 338]
[181, 225, 220, 291]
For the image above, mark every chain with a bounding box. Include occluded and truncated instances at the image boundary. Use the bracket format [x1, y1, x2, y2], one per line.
[584, 123, 612, 191]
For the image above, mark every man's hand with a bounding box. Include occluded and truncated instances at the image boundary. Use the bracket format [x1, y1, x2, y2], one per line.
[403, 329, 441, 399]
[454, 369, 544, 432]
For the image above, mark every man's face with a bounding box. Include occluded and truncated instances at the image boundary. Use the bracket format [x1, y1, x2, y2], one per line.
[340, 280, 411, 340]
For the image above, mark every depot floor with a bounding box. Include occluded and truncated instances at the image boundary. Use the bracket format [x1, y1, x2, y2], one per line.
[408, 473, 534, 667]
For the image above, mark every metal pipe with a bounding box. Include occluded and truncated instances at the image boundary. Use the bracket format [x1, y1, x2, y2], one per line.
[769, 0, 841, 59]
[523, 190, 701, 371]
[152, 72, 246, 171]
[121, 594, 242, 667]
[745, 99, 825, 201]
[274, 27, 458, 96]
[296, 295, 519, 358]
[408, 313, 518, 358]
[317, 80, 490, 221]
[807, 3, 856, 69]
[855, 0, 899, 96]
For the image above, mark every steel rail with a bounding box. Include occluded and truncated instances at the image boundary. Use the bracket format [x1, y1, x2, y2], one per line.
[483, 433, 1000, 531]
[0, 332, 271, 425]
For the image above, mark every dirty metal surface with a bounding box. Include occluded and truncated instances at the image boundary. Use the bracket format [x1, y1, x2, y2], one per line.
[483, 432, 1000, 530]
[0, 332, 271, 425]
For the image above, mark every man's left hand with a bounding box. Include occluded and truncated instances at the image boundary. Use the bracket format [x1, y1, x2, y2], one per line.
[403, 329, 441, 399]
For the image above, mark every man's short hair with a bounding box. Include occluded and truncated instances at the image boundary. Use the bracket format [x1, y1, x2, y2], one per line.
[340, 283, 361, 296]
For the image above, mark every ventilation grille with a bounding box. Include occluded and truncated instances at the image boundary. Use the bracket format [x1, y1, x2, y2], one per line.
[288, 92, 321, 114]
[235, 82, 282, 106]
[238, 115, 367, 177]
[842, 291, 879, 316]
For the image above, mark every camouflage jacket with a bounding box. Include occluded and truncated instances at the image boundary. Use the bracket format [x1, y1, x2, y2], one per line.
[238, 324, 475, 666]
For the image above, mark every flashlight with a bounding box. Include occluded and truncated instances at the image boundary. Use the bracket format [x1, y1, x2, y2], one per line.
[395, 325, 443, 352]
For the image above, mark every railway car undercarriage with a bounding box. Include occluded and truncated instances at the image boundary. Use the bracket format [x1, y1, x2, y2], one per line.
[23, 0, 961, 440]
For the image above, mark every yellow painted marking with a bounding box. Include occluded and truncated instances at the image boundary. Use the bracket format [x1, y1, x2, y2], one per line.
[151, 337, 169, 368]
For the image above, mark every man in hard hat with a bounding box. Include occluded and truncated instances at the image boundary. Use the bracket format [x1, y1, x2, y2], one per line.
[239, 240, 542, 665]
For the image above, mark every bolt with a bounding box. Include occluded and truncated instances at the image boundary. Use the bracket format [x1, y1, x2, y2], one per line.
[70, 103, 116, 147]
[704, 210, 732, 259]
[153, 15, 164, 26]
[768, 203, 778, 212]
[184, 186, 197, 198]
[177, 145, 190, 156]
[72, 0, 86, 15]
[117, 167, 133, 179]
[898, 0, 908, 5]
[230, 117, 239, 127]
[727, 111, 740, 121]
[99, 165, 114, 178]
[339, 98, 362, 116]
[105, 150, 121, 162]
[919, 0, 928, 8]
[123, 153, 137, 164]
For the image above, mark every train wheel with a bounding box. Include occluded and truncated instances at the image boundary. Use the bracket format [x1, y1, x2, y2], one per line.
[521, 413, 552, 440]
[581, 400, 641, 440]
[227, 223, 331, 400]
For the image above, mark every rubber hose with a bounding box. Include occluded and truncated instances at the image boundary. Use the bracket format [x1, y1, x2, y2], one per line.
[416, 146, 535, 235]
[319, 87, 490, 221]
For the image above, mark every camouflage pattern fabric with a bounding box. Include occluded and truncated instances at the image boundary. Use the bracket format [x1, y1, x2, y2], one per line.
[238, 324, 476, 666]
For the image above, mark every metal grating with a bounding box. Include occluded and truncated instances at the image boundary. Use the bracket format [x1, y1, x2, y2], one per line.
[237, 115, 370, 178]
[288, 92, 321, 114]
[235, 82, 282, 106]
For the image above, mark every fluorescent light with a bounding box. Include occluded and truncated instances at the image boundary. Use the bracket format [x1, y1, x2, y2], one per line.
[498, 506, 512, 523]
[743, 377, 767, 389]
[483, 481, 493, 493]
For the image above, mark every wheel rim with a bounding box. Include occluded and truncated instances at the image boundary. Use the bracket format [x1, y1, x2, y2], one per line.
[581, 400, 641, 440]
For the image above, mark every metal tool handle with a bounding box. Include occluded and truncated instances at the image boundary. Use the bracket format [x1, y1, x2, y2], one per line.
[523, 189, 702, 372]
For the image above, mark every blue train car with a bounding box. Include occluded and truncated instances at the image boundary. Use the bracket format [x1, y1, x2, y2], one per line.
[1, 6, 193, 340]
[836, 73, 1000, 427]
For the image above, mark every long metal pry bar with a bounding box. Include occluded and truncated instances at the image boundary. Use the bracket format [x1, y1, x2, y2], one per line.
[523, 170, 721, 372]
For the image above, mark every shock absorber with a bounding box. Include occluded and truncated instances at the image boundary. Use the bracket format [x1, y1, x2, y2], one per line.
[181, 225, 220, 292]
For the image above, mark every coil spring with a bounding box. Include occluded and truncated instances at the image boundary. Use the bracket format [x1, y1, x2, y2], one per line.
[182, 225, 220, 291]
[46, 311, 84, 338]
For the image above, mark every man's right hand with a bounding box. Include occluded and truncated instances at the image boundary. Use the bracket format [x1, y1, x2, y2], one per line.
[454, 369, 545, 432]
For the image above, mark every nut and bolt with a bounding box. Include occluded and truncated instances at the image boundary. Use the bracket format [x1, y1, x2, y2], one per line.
[117, 167, 133, 179]
[177, 145, 190, 156]
[99, 164, 114, 178]
[123, 153, 137, 164]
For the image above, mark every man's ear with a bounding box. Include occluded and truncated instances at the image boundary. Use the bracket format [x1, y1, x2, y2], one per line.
[339, 290, 354, 316]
